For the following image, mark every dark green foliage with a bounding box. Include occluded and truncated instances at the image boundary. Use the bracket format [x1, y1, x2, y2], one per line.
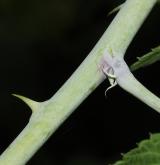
[114, 134, 160, 165]
[130, 46, 160, 71]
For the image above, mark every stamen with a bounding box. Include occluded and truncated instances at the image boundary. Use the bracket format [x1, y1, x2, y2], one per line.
[105, 80, 117, 97]
[101, 66, 117, 97]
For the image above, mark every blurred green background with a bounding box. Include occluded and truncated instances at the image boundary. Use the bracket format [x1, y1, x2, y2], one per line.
[0, 0, 159, 164]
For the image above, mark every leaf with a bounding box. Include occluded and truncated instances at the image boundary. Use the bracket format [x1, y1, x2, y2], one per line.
[130, 45, 160, 71]
[113, 133, 160, 165]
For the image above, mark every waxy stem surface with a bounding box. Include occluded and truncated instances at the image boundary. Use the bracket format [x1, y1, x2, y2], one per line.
[0, 0, 158, 165]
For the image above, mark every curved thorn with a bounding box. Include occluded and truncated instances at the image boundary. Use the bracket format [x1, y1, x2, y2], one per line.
[12, 94, 40, 113]
[108, 3, 124, 16]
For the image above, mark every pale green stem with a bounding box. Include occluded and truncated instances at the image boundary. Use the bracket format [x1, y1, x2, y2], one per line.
[0, 0, 157, 165]
[118, 69, 160, 112]
[101, 53, 160, 112]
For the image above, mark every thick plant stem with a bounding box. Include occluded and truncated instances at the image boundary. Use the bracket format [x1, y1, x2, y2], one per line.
[0, 0, 157, 164]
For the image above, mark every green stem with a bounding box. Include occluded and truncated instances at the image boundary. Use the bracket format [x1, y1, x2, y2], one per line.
[0, 0, 157, 164]
[118, 68, 160, 112]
